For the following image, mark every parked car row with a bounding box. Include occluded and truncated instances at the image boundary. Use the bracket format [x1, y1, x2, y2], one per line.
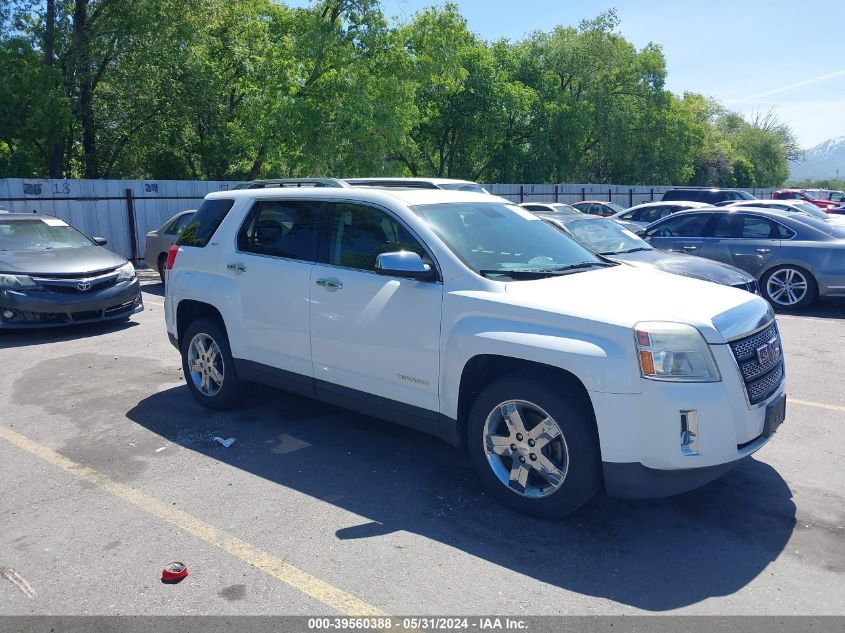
[3, 177, 794, 520]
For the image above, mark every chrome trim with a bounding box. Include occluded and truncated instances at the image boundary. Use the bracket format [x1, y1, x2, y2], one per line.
[725, 320, 786, 410]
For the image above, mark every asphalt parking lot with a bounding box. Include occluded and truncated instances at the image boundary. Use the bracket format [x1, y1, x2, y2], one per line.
[1, 268, 843, 616]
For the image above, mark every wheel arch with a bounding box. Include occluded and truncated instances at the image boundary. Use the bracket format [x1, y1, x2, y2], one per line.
[455, 355, 596, 447]
[176, 300, 225, 348]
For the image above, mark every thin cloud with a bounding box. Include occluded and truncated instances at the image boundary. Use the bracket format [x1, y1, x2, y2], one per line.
[729, 70, 845, 103]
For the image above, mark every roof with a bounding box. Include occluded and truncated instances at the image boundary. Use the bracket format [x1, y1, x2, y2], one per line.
[345, 177, 481, 187]
[205, 186, 506, 207]
[0, 213, 53, 221]
[572, 200, 618, 205]
[625, 201, 710, 210]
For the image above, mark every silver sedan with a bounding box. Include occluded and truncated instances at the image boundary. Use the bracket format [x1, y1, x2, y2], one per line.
[641, 208, 845, 309]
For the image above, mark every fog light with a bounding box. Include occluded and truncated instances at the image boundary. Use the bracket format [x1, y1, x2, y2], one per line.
[2, 309, 15, 320]
[680, 410, 699, 456]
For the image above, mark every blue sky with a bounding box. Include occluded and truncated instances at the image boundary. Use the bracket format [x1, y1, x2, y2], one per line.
[290, 0, 845, 148]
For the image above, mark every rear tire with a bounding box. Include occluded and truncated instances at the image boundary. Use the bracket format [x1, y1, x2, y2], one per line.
[157, 254, 167, 284]
[180, 317, 243, 410]
[467, 370, 602, 519]
[761, 265, 817, 310]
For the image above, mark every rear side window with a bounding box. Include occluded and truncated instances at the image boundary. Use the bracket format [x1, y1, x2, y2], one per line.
[178, 199, 235, 247]
[740, 216, 794, 239]
[237, 200, 323, 262]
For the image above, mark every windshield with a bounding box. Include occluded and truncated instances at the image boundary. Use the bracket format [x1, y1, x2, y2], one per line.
[0, 218, 94, 251]
[738, 191, 756, 200]
[791, 202, 829, 219]
[438, 183, 490, 194]
[607, 202, 626, 213]
[411, 202, 605, 277]
[564, 218, 651, 254]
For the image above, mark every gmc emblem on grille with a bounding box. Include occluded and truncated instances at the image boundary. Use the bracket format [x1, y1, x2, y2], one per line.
[756, 338, 781, 365]
[77, 281, 91, 291]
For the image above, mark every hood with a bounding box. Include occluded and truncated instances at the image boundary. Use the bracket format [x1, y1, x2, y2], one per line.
[0, 246, 128, 275]
[610, 249, 754, 287]
[504, 264, 772, 344]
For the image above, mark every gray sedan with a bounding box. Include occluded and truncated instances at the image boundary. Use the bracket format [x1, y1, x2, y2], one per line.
[539, 214, 758, 293]
[641, 208, 845, 309]
[1, 214, 142, 328]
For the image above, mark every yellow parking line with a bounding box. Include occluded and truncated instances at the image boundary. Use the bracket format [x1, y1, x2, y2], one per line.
[0, 425, 385, 616]
[790, 398, 845, 413]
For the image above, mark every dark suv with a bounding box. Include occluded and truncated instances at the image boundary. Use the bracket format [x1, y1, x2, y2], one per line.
[662, 188, 756, 205]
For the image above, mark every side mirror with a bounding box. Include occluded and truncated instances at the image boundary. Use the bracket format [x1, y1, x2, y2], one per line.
[636, 229, 647, 238]
[93, 237, 108, 246]
[375, 251, 435, 281]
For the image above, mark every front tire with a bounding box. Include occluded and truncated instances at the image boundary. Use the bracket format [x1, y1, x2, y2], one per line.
[761, 265, 817, 310]
[467, 371, 601, 519]
[180, 317, 243, 410]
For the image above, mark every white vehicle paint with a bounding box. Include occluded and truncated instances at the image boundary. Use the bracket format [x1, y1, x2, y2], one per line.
[165, 187, 786, 517]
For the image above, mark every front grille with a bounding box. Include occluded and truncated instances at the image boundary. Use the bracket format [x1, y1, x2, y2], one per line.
[42, 277, 118, 294]
[729, 322, 784, 405]
[31, 270, 120, 295]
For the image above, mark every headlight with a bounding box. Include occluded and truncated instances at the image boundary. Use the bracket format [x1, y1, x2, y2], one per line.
[0, 274, 38, 290]
[116, 262, 136, 281]
[634, 322, 721, 382]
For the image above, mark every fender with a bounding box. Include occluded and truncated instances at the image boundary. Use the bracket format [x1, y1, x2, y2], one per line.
[440, 313, 641, 420]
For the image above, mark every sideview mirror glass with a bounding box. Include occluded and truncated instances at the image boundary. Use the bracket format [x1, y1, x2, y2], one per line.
[636, 229, 648, 238]
[375, 251, 435, 281]
[93, 237, 108, 246]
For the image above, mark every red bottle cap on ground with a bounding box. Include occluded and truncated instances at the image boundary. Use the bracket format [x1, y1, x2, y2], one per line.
[162, 562, 189, 582]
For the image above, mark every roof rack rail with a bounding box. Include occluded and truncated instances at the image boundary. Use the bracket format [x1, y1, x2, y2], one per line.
[233, 178, 350, 189]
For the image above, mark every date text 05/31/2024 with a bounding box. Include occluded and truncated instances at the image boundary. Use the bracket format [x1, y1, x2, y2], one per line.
[307, 617, 529, 630]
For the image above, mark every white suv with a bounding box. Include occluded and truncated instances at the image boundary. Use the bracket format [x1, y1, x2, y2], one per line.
[164, 186, 786, 518]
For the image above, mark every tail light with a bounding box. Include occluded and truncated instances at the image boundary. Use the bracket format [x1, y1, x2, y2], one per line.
[166, 244, 179, 270]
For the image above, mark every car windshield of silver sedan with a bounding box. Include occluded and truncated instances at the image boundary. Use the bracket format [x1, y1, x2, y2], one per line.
[564, 218, 652, 255]
[411, 202, 612, 279]
[0, 218, 94, 251]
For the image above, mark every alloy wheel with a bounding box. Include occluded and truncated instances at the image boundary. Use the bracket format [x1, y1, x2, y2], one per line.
[766, 268, 808, 307]
[188, 332, 225, 396]
[483, 400, 569, 498]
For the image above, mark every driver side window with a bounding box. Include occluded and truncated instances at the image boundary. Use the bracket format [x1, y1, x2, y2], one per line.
[327, 203, 426, 271]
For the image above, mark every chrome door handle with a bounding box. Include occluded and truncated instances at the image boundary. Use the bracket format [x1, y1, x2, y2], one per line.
[756, 248, 771, 254]
[227, 263, 247, 273]
[316, 278, 343, 289]
[682, 245, 698, 251]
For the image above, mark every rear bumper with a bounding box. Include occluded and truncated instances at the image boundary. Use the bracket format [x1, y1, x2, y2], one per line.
[0, 279, 142, 329]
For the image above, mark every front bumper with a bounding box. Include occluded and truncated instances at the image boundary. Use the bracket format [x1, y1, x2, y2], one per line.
[590, 343, 785, 498]
[0, 278, 143, 329]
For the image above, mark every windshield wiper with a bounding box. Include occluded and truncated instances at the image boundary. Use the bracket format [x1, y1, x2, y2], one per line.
[603, 247, 651, 255]
[479, 262, 612, 279]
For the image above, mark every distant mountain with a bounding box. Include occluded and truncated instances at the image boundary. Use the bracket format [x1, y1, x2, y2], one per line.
[789, 136, 845, 181]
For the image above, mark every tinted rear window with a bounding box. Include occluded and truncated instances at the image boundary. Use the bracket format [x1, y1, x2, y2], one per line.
[178, 199, 235, 247]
